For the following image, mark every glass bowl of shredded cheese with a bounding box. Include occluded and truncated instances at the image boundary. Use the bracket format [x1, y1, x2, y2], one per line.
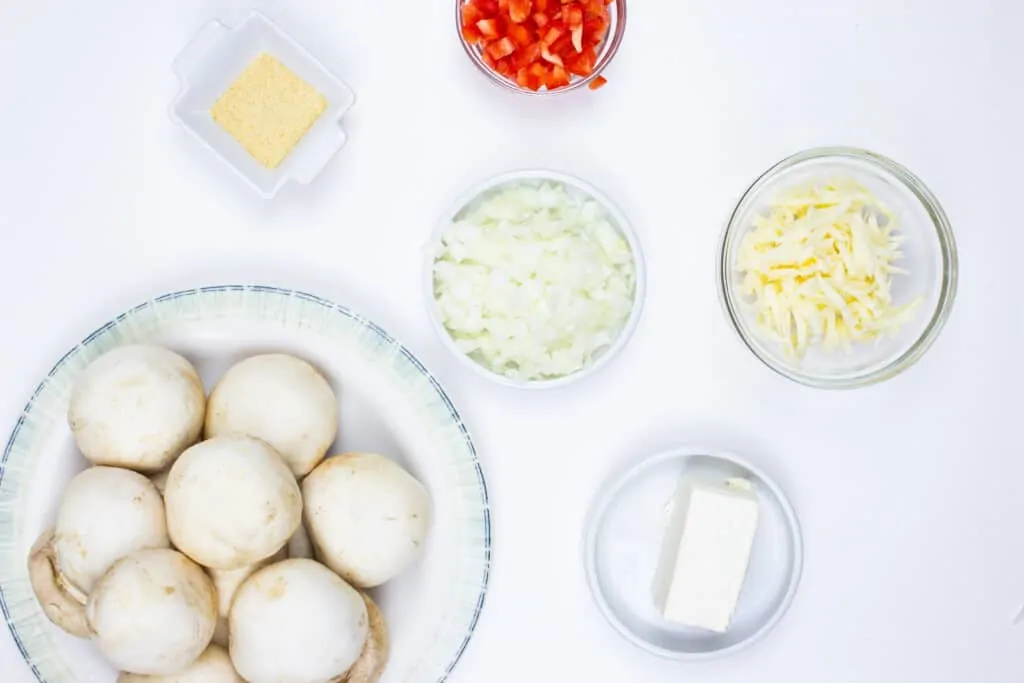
[718, 147, 958, 388]
[425, 169, 645, 388]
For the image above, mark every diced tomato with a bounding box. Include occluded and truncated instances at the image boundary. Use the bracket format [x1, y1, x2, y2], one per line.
[461, 25, 483, 44]
[570, 24, 583, 52]
[583, 15, 608, 38]
[566, 44, 596, 75]
[540, 44, 564, 66]
[462, 4, 484, 26]
[485, 36, 517, 59]
[588, 74, 607, 90]
[460, 0, 611, 91]
[472, 0, 500, 16]
[508, 0, 531, 23]
[548, 32, 572, 54]
[507, 22, 532, 47]
[494, 57, 514, 76]
[563, 3, 583, 25]
[512, 42, 542, 69]
[541, 26, 562, 44]
[546, 64, 571, 88]
[476, 18, 502, 39]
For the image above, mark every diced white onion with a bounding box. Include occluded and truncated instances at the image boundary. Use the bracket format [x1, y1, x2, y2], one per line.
[432, 181, 636, 381]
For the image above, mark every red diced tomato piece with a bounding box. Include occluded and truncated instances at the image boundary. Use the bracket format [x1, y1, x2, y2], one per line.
[482, 50, 497, 69]
[540, 44, 564, 66]
[584, 0, 605, 16]
[516, 66, 538, 90]
[507, 22, 532, 47]
[486, 36, 517, 59]
[546, 64, 571, 89]
[477, 18, 503, 38]
[471, 0, 500, 16]
[564, 4, 584, 26]
[461, 25, 483, 44]
[494, 57, 514, 76]
[498, 0, 509, 11]
[508, 0, 532, 23]
[571, 25, 583, 51]
[549, 33, 572, 55]
[542, 26, 563, 44]
[512, 42, 542, 68]
[568, 45, 597, 75]
[535, 0, 550, 10]
[532, 12, 549, 27]
[528, 61, 549, 85]
[462, 4, 485, 27]
[588, 74, 607, 90]
[583, 15, 608, 38]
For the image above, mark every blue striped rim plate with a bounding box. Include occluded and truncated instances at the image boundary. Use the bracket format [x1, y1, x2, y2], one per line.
[0, 285, 491, 683]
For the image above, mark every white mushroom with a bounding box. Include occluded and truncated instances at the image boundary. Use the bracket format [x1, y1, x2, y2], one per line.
[117, 644, 243, 683]
[342, 592, 390, 683]
[27, 528, 90, 638]
[28, 467, 169, 636]
[68, 345, 205, 473]
[164, 436, 302, 570]
[229, 559, 368, 683]
[205, 354, 338, 477]
[207, 548, 286, 647]
[303, 453, 431, 588]
[87, 549, 217, 676]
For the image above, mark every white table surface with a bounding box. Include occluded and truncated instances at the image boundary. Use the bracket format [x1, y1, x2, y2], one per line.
[1, 0, 1022, 681]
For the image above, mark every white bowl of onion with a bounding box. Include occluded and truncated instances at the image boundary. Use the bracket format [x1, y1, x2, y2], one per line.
[424, 169, 646, 389]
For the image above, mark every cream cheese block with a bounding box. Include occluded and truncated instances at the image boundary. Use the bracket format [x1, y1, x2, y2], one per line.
[651, 476, 760, 632]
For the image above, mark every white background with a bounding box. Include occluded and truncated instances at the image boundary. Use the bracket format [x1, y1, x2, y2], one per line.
[1, 0, 1022, 681]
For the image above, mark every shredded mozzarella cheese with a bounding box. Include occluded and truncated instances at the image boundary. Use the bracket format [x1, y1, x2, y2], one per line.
[736, 178, 921, 357]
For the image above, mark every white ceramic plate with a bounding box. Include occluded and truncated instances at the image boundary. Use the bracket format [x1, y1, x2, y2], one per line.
[583, 446, 802, 660]
[0, 286, 491, 683]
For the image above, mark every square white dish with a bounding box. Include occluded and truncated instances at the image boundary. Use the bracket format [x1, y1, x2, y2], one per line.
[170, 12, 356, 198]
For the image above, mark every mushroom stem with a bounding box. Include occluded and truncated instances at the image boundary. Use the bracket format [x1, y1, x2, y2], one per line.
[340, 592, 389, 683]
[27, 528, 90, 638]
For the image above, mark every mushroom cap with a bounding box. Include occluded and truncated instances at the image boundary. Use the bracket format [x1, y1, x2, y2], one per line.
[53, 466, 169, 596]
[87, 549, 216, 676]
[164, 436, 302, 570]
[207, 547, 286, 648]
[68, 345, 205, 473]
[27, 527, 90, 638]
[229, 559, 368, 683]
[303, 453, 431, 588]
[116, 644, 243, 683]
[343, 592, 390, 683]
[205, 354, 338, 478]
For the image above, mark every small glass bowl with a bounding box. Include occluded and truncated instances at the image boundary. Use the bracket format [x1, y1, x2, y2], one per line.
[424, 169, 646, 389]
[717, 147, 958, 389]
[455, 0, 626, 95]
